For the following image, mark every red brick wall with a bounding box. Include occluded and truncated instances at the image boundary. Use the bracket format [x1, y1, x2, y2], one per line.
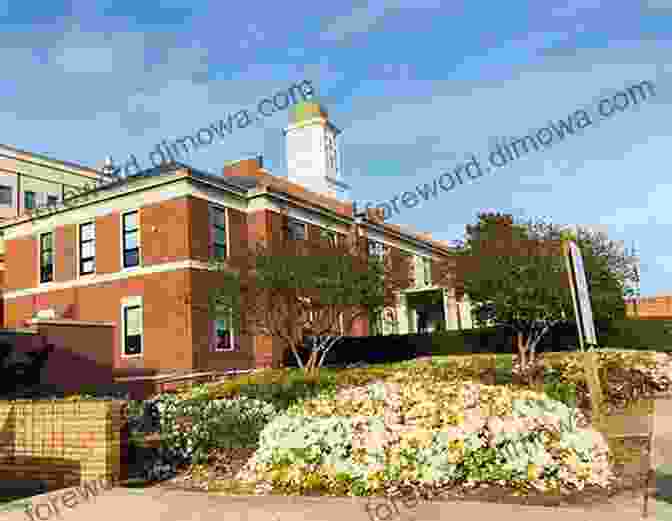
[247, 210, 268, 248]
[141, 197, 190, 266]
[55, 224, 77, 282]
[626, 297, 672, 318]
[4, 270, 193, 372]
[227, 207, 248, 270]
[189, 196, 210, 262]
[4, 235, 37, 291]
[189, 268, 255, 371]
[32, 321, 116, 392]
[96, 212, 121, 274]
[389, 247, 413, 290]
[432, 255, 455, 288]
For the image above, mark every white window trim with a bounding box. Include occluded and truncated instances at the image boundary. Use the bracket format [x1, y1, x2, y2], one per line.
[37, 230, 55, 286]
[209, 204, 231, 260]
[121, 296, 143, 358]
[76, 219, 96, 279]
[212, 308, 236, 352]
[120, 208, 141, 271]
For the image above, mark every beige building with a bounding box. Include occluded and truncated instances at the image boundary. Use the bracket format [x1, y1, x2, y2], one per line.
[0, 144, 106, 257]
[0, 143, 104, 220]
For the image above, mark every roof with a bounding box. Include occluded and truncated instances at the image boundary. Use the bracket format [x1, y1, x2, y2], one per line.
[0, 156, 457, 256]
[0, 162, 251, 228]
[0, 142, 101, 176]
[290, 101, 329, 124]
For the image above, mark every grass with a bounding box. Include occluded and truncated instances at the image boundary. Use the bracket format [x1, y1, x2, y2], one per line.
[656, 465, 672, 504]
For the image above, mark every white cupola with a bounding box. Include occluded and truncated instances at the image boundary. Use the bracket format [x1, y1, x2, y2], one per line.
[284, 101, 350, 200]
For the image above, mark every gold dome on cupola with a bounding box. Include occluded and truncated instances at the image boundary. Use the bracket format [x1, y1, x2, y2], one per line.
[290, 100, 329, 124]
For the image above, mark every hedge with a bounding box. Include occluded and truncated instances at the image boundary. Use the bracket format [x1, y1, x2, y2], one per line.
[281, 318, 672, 367]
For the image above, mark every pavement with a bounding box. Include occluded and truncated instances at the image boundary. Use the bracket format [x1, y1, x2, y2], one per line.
[1, 397, 671, 521]
[1, 485, 670, 521]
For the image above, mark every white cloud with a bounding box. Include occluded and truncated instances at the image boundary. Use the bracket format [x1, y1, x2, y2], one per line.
[551, 0, 604, 17]
[319, 0, 443, 42]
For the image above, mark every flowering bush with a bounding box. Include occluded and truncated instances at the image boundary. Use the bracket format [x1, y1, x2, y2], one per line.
[529, 351, 672, 412]
[235, 376, 613, 496]
[124, 388, 278, 481]
[153, 392, 278, 464]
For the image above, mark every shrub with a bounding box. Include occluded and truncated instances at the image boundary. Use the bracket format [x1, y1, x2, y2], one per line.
[541, 351, 672, 412]
[204, 369, 336, 410]
[543, 368, 578, 409]
[601, 319, 672, 352]
[152, 392, 278, 465]
[236, 378, 613, 495]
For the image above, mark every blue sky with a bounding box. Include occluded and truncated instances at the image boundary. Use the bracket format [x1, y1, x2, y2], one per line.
[0, 0, 670, 296]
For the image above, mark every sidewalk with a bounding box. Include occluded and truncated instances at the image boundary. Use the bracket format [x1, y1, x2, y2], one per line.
[2, 397, 671, 521]
[1, 484, 670, 521]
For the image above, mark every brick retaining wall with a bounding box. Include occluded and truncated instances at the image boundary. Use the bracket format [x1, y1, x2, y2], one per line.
[0, 399, 126, 492]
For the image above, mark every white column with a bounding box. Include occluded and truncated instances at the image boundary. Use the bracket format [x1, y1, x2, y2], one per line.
[396, 294, 409, 334]
[409, 306, 417, 333]
[460, 294, 474, 329]
[443, 288, 460, 331]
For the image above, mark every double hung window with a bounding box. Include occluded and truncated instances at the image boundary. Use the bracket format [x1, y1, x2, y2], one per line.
[210, 206, 227, 260]
[39, 232, 54, 283]
[122, 211, 139, 268]
[122, 304, 143, 356]
[79, 222, 96, 275]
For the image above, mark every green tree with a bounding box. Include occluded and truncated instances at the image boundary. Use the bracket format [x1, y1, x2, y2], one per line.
[208, 234, 409, 376]
[450, 213, 574, 375]
[523, 220, 629, 325]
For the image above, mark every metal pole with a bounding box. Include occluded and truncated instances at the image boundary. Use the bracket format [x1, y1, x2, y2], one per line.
[643, 399, 656, 518]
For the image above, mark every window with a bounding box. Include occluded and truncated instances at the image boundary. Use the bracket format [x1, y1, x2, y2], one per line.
[286, 218, 306, 241]
[122, 304, 143, 356]
[79, 222, 95, 275]
[0, 185, 12, 205]
[47, 195, 58, 207]
[368, 239, 386, 260]
[320, 229, 337, 247]
[122, 210, 140, 268]
[39, 232, 54, 283]
[210, 206, 227, 260]
[24, 191, 35, 210]
[212, 311, 235, 352]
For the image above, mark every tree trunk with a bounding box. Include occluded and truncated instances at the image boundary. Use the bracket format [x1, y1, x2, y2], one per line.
[290, 346, 305, 368]
[305, 349, 319, 374]
[517, 332, 527, 368]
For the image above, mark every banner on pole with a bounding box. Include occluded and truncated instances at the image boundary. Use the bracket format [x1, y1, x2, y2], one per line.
[565, 240, 598, 347]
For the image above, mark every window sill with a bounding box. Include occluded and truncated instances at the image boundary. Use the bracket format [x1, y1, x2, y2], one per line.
[121, 353, 143, 359]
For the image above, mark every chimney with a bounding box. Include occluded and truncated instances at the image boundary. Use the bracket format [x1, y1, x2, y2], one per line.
[222, 155, 264, 179]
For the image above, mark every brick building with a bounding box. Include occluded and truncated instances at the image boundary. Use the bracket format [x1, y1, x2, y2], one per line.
[626, 296, 672, 319]
[0, 102, 473, 391]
